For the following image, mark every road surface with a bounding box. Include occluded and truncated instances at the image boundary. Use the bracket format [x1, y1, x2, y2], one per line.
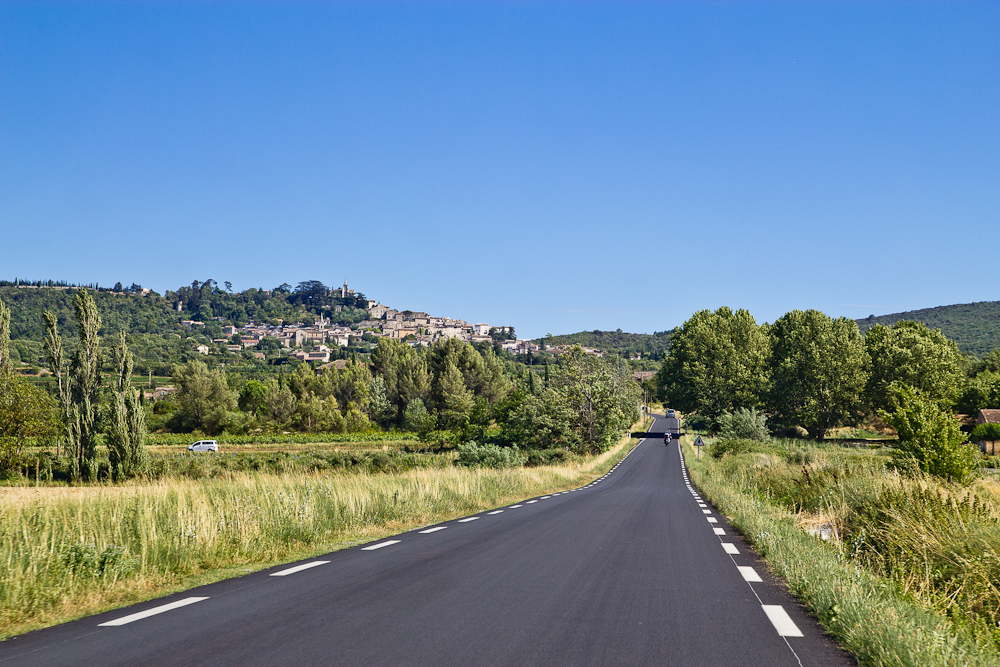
[0, 415, 854, 666]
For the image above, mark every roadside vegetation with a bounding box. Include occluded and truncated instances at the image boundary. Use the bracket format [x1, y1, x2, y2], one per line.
[0, 418, 650, 640]
[684, 434, 1000, 666]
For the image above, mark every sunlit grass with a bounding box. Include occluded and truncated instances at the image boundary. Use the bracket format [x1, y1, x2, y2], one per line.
[0, 418, 649, 640]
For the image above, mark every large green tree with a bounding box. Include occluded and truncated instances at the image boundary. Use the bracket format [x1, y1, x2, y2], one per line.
[0, 373, 59, 474]
[767, 309, 869, 440]
[864, 321, 966, 412]
[655, 307, 770, 419]
[172, 360, 238, 433]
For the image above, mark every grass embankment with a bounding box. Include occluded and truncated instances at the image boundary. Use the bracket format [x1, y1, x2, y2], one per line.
[0, 416, 651, 640]
[683, 436, 1000, 667]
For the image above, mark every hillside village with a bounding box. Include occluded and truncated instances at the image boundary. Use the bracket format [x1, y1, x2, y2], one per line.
[180, 281, 534, 364]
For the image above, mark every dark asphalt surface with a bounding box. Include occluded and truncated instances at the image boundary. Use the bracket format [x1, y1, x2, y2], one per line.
[0, 415, 855, 666]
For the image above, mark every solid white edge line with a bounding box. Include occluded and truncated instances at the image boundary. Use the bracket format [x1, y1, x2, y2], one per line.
[98, 597, 208, 626]
[458, 517, 479, 522]
[362, 540, 401, 550]
[722, 543, 739, 554]
[762, 605, 804, 637]
[270, 560, 330, 576]
[420, 526, 447, 533]
[738, 566, 763, 582]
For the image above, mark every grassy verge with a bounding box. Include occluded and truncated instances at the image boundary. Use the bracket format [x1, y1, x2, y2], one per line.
[1, 419, 648, 640]
[681, 436, 1000, 667]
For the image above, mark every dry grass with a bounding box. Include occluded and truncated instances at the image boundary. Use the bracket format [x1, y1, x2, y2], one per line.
[0, 419, 649, 640]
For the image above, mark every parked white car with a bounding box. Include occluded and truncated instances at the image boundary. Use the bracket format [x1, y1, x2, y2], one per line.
[188, 440, 219, 453]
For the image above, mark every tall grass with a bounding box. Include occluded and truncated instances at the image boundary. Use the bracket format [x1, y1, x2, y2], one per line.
[686, 437, 1000, 666]
[0, 419, 648, 640]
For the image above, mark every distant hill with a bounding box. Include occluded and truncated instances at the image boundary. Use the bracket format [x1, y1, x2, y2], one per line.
[856, 301, 1000, 358]
[534, 329, 672, 360]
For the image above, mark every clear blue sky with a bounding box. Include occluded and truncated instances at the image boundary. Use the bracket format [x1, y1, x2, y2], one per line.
[2, 2, 997, 340]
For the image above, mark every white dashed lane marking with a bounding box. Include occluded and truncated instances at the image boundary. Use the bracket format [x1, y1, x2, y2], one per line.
[98, 597, 208, 626]
[509, 504, 523, 508]
[738, 566, 763, 582]
[762, 605, 804, 637]
[487, 510, 503, 515]
[707, 517, 718, 523]
[270, 561, 330, 577]
[713, 527, 726, 535]
[362, 540, 401, 551]
[702, 509, 712, 514]
[526, 500, 538, 504]
[458, 517, 479, 523]
[420, 526, 447, 533]
[722, 543, 739, 555]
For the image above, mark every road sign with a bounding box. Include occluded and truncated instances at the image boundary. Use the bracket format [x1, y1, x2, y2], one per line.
[694, 436, 705, 447]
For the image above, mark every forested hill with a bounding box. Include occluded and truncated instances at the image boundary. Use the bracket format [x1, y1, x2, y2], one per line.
[535, 329, 672, 360]
[0, 280, 369, 342]
[856, 301, 1000, 357]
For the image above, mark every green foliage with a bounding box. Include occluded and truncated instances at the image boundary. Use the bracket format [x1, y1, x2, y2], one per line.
[708, 438, 758, 459]
[67, 290, 103, 479]
[0, 373, 59, 474]
[957, 370, 1000, 416]
[857, 301, 1000, 357]
[172, 361, 238, 434]
[0, 298, 10, 373]
[655, 307, 770, 420]
[881, 383, 977, 483]
[864, 321, 966, 412]
[105, 332, 148, 479]
[715, 407, 769, 441]
[768, 309, 869, 440]
[455, 442, 526, 469]
[536, 329, 672, 360]
[970, 422, 1000, 442]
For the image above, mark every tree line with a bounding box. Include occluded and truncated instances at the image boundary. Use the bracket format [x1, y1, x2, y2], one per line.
[654, 307, 995, 439]
[0, 292, 641, 481]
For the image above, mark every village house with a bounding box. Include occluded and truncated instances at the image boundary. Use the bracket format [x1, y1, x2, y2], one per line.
[976, 409, 1000, 454]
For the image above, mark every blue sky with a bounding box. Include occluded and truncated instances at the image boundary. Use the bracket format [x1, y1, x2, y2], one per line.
[2, 1, 997, 340]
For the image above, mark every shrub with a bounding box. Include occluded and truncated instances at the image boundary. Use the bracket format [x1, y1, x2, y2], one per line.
[525, 448, 572, 467]
[716, 408, 769, 442]
[682, 414, 711, 432]
[881, 383, 977, 483]
[709, 438, 757, 459]
[456, 442, 526, 469]
[971, 422, 1000, 442]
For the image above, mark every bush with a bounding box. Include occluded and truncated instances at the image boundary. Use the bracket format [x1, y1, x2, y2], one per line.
[456, 442, 526, 469]
[971, 422, 1000, 442]
[716, 408, 769, 442]
[882, 383, 977, 483]
[682, 414, 711, 432]
[709, 438, 757, 459]
[525, 448, 572, 467]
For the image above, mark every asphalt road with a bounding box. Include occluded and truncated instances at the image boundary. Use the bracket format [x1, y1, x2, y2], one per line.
[1, 415, 855, 666]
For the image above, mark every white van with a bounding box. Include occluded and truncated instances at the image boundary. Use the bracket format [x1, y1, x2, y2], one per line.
[188, 440, 219, 452]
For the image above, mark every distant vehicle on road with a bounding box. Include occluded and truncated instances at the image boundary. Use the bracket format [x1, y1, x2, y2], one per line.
[188, 440, 218, 453]
[666, 409, 675, 418]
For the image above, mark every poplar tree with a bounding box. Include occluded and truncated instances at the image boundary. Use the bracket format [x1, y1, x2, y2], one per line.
[43, 311, 71, 457]
[67, 290, 102, 479]
[106, 331, 147, 479]
[0, 298, 10, 374]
